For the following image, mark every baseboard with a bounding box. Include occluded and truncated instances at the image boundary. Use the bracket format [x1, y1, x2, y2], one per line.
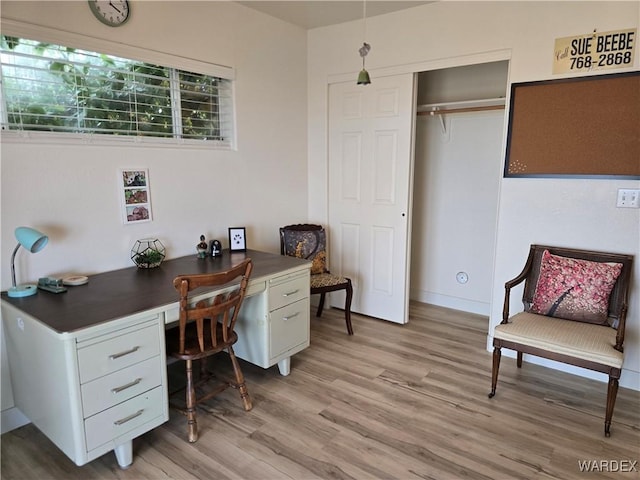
[485, 335, 640, 392]
[1, 406, 30, 434]
[621, 369, 640, 391]
[410, 290, 490, 316]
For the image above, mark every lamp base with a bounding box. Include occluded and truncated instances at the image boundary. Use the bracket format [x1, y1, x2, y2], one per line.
[7, 284, 38, 298]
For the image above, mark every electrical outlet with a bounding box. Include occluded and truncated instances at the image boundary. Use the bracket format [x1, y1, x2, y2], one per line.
[616, 189, 640, 208]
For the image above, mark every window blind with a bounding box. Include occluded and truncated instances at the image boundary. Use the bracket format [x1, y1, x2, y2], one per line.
[0, 36, 233, 146]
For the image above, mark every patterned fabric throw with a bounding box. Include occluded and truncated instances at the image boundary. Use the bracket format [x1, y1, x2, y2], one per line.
[281, 229, 328, 275]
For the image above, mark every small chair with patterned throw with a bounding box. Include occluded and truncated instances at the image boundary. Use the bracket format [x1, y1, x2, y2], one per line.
[280, 224, 354, 335]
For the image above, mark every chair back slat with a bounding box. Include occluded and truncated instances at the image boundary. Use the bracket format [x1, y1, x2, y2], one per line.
[173, 259, 252, 355]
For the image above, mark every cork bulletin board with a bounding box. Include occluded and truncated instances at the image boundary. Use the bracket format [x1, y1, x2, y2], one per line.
[504, 71, 640, 179]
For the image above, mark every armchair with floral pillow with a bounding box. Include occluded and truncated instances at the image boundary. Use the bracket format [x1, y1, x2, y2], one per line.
[489, 244, 633, 436]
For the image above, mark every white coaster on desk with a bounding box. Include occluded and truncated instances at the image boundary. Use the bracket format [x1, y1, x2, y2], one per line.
[62, 275, 89, 286]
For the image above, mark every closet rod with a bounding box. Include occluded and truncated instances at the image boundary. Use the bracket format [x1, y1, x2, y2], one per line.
[417, 104, 505, 116]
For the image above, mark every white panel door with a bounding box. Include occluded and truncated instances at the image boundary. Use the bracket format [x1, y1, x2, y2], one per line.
[328, 73, 416, 324]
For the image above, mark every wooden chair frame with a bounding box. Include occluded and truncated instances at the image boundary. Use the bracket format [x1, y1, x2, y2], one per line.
[489, 244, 633, 436]
[167, 258, 253, 442]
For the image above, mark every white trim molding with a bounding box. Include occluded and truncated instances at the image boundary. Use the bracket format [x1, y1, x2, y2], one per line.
[1, 18, 235, 80]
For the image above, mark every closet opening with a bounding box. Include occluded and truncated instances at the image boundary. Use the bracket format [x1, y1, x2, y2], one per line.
[410, 61, 509, 317]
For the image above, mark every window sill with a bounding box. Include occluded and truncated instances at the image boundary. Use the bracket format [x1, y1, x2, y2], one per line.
[0, 130, 234, 151]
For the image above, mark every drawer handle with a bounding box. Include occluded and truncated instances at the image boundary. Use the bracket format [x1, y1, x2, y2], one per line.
[111, 378, 142, 394]
[114, 409, 144, 426]
[283, 289, 300, 297]
[109, 346, 140, 360]
[283, 312, 300, 321]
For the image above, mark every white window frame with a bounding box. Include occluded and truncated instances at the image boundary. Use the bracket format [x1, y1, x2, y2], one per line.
[0, 19, 237, 150]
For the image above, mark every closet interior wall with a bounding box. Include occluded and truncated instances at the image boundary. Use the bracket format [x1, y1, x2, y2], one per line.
[410, 61, 509, 316]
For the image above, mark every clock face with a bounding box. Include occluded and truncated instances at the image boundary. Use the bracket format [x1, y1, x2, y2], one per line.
[88, 0, 130, 27]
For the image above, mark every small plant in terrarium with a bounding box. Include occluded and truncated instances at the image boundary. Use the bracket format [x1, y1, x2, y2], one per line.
[134, 249, 164, 267]
[131, 238, 166, 268]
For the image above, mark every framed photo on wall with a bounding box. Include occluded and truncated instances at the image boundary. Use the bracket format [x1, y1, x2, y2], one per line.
[228, 227, 246, 252]
[119, 169, 152, 224]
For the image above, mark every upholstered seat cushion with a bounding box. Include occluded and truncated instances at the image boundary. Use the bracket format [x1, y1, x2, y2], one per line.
[494, 312, 623, 368]
[310, 272, 349, 289]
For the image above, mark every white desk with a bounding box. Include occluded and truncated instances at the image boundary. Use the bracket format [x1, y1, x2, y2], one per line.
[1, 250, 310, 468]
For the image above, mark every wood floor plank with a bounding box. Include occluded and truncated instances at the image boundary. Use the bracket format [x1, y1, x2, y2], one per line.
[2, 302, 638, 480]
[319, 400, 515, 480]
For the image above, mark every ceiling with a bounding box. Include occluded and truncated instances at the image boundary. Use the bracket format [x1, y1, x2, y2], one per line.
[237, 1, 433, 29]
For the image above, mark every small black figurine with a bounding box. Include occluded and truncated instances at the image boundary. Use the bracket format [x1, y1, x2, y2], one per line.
[197, 235, 208, 258]
[209, 239, 222, 257]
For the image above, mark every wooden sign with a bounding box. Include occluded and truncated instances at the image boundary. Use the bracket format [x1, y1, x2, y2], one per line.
[553, 28, 636, 74]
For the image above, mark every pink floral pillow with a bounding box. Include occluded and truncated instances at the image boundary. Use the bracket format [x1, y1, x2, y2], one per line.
[530, 250, 623, 324]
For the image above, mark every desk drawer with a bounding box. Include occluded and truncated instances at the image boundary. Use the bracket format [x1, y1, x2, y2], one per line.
[84, 386, 164, 452]
[270, 297, 309, 358]
[77, 324, 160, 384]
[269, 274, 309, 312]
[81, 356, 162, 418]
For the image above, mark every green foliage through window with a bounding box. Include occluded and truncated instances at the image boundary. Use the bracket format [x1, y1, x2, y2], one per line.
[0, 36, 232, 144]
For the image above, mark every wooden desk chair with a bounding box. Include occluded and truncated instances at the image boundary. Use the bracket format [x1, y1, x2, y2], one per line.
[166, 258, 253, 442]
[280, 224, 354, 335]
[489, 245, 633, 436]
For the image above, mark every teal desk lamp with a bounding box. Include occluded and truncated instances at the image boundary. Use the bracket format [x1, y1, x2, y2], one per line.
[8, 226, 49, 298]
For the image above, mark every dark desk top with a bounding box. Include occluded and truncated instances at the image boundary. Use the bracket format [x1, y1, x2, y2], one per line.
[1, 250, 309, 334]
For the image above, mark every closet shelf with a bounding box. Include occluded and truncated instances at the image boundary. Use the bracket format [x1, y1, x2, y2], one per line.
[417, 97, 505, 116]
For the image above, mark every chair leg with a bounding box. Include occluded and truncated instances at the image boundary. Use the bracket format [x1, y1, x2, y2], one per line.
[185, 359, 198, 443]
[488, 347, 501, 398]
[228, 346, 252, 411]
[604, 375, 619, 437]
[316, 293, 326, 317]
[517, 351, 523, 368]
[344, 279, 354, 335]
[200, 357, 209, 380]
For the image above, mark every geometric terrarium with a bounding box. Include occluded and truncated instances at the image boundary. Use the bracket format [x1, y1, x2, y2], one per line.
[131, 238, 166, 268]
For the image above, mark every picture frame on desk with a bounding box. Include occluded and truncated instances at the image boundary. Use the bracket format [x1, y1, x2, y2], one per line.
[228, 227, 247, 252]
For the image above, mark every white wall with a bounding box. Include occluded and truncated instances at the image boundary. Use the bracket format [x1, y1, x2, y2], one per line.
[1, 0, 308, 283]
[307, 1, 640, 389]
[1, 1, 308, 426]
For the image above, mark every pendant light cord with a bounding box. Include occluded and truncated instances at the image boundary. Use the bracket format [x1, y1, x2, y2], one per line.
[359, 0, 370, 60]
[362, 0, 367, 44]
[357, 0, 371, 85]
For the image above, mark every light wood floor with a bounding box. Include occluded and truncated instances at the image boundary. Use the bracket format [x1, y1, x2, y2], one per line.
[2, 302, 639, 480]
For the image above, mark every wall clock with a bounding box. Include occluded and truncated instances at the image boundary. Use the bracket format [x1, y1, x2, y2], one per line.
[88, 0, 130, 27]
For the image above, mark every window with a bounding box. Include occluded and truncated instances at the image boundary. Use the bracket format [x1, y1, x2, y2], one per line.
[0, 36, 233, 146]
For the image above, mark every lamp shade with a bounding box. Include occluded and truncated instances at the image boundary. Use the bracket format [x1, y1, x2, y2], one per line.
[15, 226, 48, 253]
[8, 226, 49, 298]
[357, 69, 371, 85]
